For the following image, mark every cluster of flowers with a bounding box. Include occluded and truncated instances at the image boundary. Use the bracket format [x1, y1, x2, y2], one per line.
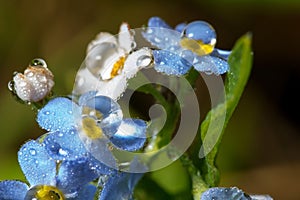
[0, 17, 271, 200]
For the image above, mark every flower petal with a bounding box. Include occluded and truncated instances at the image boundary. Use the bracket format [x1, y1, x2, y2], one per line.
[193, 55, 229, 75]
[175, 22, 187, 32]
[0, 180, 29, 200]
[153, 50, 192, 76]
[118, 22, 135, 53]
[99, 172, 143, 200]
[142, 17, 181, 50]
[56, 157, 100, 195]
[37, 97, 80, 132]
[110, 119, 147, 151]
[42, 129, 87, 161]
[77, 48, 153, 101]
[148, 16, 172, 29]
[201, 187, 251, 200]
[69, 184, 97, 200]
[18, 140, 56, 186]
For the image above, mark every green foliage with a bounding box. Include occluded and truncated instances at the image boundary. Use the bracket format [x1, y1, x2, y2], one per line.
[199, 33, 253, 187]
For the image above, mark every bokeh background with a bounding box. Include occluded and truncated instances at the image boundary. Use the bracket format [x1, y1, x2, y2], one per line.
[0, 0, 300, 199]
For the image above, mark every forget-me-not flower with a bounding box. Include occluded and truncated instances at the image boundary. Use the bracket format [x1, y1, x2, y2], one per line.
[142, 16, 231, 76]
[0, 140, 100, 200]
[74, 23, 153, 100]
[36, 92, 147, 168]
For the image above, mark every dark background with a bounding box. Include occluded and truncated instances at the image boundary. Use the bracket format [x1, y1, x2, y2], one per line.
[0, 0, 299, 199]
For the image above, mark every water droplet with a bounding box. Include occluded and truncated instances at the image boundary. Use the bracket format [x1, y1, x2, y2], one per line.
[131, 41, 137, 49]
[29, 58, 47, 68]
[58, 148, 68, 156]
[8, 80, 15, 92]
[95, 55, 102, 60]
[29, 149, 36, 155]
[85, 42, 119, 79]
[154, 37, 161, 43]
[19, 81, 27, 87]
[36, 74, 47, 83]
[25, 185, 64, 200]
[27, 71, 34, 77]
[75, 76, 85, 88]
[136, 55, 152, 68]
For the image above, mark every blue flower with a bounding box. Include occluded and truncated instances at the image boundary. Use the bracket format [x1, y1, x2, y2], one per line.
[142, 16, 231, 76]
[200, 187, 273, 200]
[0, 140, 99, 200]
[36, 93, 147, 169]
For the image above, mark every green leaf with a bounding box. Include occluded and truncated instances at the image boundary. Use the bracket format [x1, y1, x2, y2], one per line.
[199, 33, 253, 186]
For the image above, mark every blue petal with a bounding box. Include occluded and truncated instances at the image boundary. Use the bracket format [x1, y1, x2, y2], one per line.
[43, 129, 87, 161]
[201, 187, 251, 200]
[18, 140, 56, 186]
[37, 97, 80, 133]
[175, 22, 187, 32]
[148, 16, 172, 29]
[193, 55, 229, 75]
[99, 172, 143, 200]
[69, 184, 97, 200]
[82, 95, 123, 137]
[56, 157, 100, 195]
[78, 91, 98, 106]
[110, 119, 147, 151]
[153, 50, 192, 76]
[142, 17, 181, 50]
[0, 180, 29, 200]
[183, 21, 216, 44]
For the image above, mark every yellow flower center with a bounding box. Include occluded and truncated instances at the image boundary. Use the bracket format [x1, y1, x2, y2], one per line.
[25, 185, 65, 200]
[82, 117, 103, 139]
[110, 56, 125, 78]
[81, 106, 104, 139]
[180, 38, 214, 56]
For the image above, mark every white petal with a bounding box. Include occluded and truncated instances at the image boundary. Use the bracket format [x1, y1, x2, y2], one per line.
[123, 47, 153, 79]
[118, 22, 135, 53]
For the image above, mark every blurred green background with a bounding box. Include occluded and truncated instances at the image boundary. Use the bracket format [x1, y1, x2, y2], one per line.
[1, 0, 300, 199]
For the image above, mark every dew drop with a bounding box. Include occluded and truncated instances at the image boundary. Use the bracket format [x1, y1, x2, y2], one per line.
[75, 76, 85, 88]
[154, 37, 161, 43]
[19, 81, 27, 87]
[131, 41, 137, 49]
[58, 148, 68, 156]
[29, 58, 47, 68]
[136, 55, 152, 68]
[8, 80, 15, 92]
[95, 55, 102, 60]
[29, 149, 36, 155]
[27, 71, 34, 77]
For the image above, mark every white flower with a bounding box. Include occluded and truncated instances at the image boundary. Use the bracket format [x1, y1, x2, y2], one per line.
[74, 23, 153, 100]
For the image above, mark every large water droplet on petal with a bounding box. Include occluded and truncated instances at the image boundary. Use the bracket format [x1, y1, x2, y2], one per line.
[25, 185, 65, 200]
[85, 43, 125, 80]
[136, 55, 152, 68]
